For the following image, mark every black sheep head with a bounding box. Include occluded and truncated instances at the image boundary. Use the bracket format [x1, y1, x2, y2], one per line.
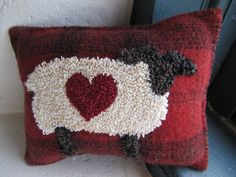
[118, 45, 197, 95]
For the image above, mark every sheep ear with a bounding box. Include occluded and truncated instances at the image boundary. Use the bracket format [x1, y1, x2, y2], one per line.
[179, 58, 197, 76]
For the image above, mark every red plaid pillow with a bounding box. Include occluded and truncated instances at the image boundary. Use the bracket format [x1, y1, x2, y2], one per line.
[9, 9, 222, 170]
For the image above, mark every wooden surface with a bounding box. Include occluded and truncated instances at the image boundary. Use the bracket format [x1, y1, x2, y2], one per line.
[152, 0, 203, 22]
[210, 0, 236, 82]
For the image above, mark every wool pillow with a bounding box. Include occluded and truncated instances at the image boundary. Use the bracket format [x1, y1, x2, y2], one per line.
[9, 9, 222, 170]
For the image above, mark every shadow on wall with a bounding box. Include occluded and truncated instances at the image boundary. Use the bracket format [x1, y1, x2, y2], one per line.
[0, 0, 133, 114]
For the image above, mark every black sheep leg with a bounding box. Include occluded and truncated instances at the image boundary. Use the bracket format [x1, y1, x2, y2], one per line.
[121, 134, 140, 158]
[55, 127, 76, 156]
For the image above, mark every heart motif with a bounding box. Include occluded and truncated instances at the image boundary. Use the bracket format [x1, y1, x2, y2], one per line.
[65, 73, 117, 121]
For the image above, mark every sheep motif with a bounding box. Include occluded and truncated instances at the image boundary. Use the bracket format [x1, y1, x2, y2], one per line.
[25, 45, 196, 157]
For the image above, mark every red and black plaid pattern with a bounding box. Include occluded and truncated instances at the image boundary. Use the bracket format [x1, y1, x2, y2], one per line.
[9, 9, 222, 170]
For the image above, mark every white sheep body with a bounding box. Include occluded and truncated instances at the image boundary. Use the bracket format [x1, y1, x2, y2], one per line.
[25, 57, 169, 137]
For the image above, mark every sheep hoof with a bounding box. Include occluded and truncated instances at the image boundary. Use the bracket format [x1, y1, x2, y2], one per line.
[55, 127, 76, 156]
[121, 134, 140, 158]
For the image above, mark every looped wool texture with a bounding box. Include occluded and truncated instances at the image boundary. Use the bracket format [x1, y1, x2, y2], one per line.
[55, 127, 76, 156]
[25, 46, 196, 159]
[9, 8, 222, 170]
[25, 57, 169, 137]
[121, 134, 141, 158]
[118, 45, 197, 95]
[65, 73, 118, 121]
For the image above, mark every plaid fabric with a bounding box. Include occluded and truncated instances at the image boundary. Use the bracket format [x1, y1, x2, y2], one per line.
[9, 9, 222, 170]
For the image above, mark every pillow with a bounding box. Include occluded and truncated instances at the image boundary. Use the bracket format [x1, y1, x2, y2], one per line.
[9, 8, 222, 170]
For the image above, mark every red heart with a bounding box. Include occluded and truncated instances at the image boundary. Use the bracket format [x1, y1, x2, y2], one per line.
[65, 73, 117, 121]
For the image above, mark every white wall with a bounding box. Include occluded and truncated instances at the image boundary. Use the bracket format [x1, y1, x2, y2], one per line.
[0, 0, 133, 114]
